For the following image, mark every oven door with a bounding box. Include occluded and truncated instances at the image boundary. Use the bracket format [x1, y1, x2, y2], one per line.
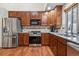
[29, 36, 41, 46]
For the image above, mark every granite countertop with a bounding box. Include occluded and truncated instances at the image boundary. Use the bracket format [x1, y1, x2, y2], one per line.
[48, 32, 79, 45]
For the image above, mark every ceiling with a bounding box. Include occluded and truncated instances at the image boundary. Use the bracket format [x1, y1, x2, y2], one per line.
[0, 3, 65, 11]
[45, 3, 65, 11]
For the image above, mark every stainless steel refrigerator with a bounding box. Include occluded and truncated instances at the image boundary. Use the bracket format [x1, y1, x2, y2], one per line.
[2, 18, 21, 48]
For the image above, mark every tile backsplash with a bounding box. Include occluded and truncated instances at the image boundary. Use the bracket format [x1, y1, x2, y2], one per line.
[21, 26, 50, 33]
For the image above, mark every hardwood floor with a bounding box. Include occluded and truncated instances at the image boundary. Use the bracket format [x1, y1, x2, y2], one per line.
[0, 46, 54, 56]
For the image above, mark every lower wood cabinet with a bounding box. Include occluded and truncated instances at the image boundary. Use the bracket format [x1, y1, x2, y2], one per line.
[49, 34, 58, 56]
[41, 33, 49, 46]
[18, 33, 29, 46]
[58, 42, 67, 56]
[49, 34, 67, 56]
[57, 37, 67, 56]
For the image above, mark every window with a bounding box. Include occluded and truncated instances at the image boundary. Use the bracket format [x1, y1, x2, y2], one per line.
[65, 4, 78, 37]
[72, 5, 78, 34]
[68, 9, 72, 35]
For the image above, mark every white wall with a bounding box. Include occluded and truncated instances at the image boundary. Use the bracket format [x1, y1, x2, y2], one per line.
[0, 7, 8, 17]
[0, 7, 8, 47]
[22, 29, 50, 33]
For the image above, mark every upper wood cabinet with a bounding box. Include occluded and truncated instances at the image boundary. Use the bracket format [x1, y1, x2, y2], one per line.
[54, 5, 62, 28]
[41, 12, 48, 25]
[9, 11, 17, 17]
[30, 12, 42, 19]
[50, 10, 55, 26]
[8, 11, 30, 26]
[8, 7, 62, 27]
[21, 12, 30, 26]
[42, 11, 55, 26]
[47, 11, 51, 26]
[47, 11, 55, 26]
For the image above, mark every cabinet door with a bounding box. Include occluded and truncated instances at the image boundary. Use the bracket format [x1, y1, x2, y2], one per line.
[21, 12, 30, 26]
[49, 34, 52, 48]
[51, 35, 58, 56]
[55, 6, 62, 28]
[44, 33, 49, 45]
[49, 34, 58, 55]
[26, 12, 30, 25]
[23, 33, 29, 46]
[52, 40, 58, 55]
[47, 11, 51, 26]
[41, 33, 49, 45]
[51, 10, 55, 26]
[42, 12, 48, 25]
[31, 12, 42, 19]
[18, 33, 24, 46]
[41, 33, 45, 45]
[58, 42, 67, 56]
[8, 11, 17, 17]
[37, 12, 42, 19]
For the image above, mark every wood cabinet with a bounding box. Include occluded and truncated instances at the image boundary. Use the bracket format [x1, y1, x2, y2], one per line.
[18, 33, 29, 46]
[41, 12, 48, 25]
[57, 37, 67, 56]
[58, 42, 67, 56]
[30, 12, 42, 19]
[49, 34, 67, 56]
[47, 11, 51, 26]
[9, 11, 17, 17]
[21, 12, 30, 26]
[18, 33, 24, 46]
[41, 33, 49, 45]
[8, 8, 62, 26]
[41, 10, 55, 26]
[49, 34, 58, 56]
[8, 11, 30, 26]
[54, 6, 62, 28]
[50, 10, 55, 26]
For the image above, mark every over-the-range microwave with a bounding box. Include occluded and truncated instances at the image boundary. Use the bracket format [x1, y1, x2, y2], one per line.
[30, 19, 41, 25]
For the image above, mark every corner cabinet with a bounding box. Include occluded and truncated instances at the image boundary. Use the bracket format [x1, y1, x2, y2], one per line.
[49, 34, 67, 56]
[8, 11, 30, 26]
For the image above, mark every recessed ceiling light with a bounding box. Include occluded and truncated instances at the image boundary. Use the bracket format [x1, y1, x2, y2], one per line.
[47, 7, 51, 10]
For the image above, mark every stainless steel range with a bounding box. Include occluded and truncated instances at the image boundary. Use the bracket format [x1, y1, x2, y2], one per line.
[29, 31, 41, 46]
